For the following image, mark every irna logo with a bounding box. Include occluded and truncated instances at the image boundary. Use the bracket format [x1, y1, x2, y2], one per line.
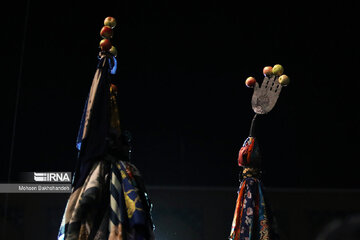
[33, 172, 71, 182]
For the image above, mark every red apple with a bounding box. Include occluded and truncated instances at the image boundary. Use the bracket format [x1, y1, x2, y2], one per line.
[263, 66, 273, 76]
[104, 16, 117, 29]
[100, 26, 113, 39]
[109, 46, 117, 57]
[245, 77, 256, 88]
[99, 39, 112, 51]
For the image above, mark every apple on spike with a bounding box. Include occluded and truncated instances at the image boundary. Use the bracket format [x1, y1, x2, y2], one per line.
[109, 46, 117, 57]
[272, 64, 284, 76]
[100, 26, 113, 39]
[263, 66, 273, 76]
[245, 77, 256, 88]
[104, 16, 117, 29]
[100, 39, 112, 51]
[279, 74, 290, 86]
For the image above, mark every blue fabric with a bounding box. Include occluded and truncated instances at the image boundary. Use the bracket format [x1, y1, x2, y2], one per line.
[118, 162, 146, 227]
[229, 174, 274, 240]
[72, 56, 111, 190]
[239, 178, 257, 240]
[59, 53, 154, 239]
[110, 56, 117, 75]
[108, 161, 154, 240]
[76, 96, 88, 151]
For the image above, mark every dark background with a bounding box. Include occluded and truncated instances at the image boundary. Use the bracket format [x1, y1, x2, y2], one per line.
[1, 1, 359, 188]
[1, 1, 360, 239]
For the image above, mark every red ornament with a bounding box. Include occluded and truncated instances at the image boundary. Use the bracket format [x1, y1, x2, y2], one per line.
[238, 137, 255, 167]
[99, 39, 112, 51]
[100, 26, 113, 39]
[263, 66, 273, 76]
[245, 77, 256, 88]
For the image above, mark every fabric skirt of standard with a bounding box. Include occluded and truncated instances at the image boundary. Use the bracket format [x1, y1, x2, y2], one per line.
[58, 159, 154, 240]
[229, 177, 271, 240]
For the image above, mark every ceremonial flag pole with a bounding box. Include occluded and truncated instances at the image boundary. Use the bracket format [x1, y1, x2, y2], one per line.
[58, 17, 155, 240]
[229, 65, 289, 240]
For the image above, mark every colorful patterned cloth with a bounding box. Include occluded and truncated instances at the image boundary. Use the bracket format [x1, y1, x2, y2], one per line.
[58, 53, 154, 240]
[229, 137, 277, 240]
[229, 172, 270, 240]
[58, 158, 154, 240]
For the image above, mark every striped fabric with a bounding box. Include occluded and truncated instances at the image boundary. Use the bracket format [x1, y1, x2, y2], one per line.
[229, 175, 271, 240]
[58, 159, 154, 240]
[109, 161, 154, 240]
[58, 160, 110, 240]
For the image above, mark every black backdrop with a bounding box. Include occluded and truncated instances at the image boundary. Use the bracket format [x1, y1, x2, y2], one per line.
[2, 0, 359, 188]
